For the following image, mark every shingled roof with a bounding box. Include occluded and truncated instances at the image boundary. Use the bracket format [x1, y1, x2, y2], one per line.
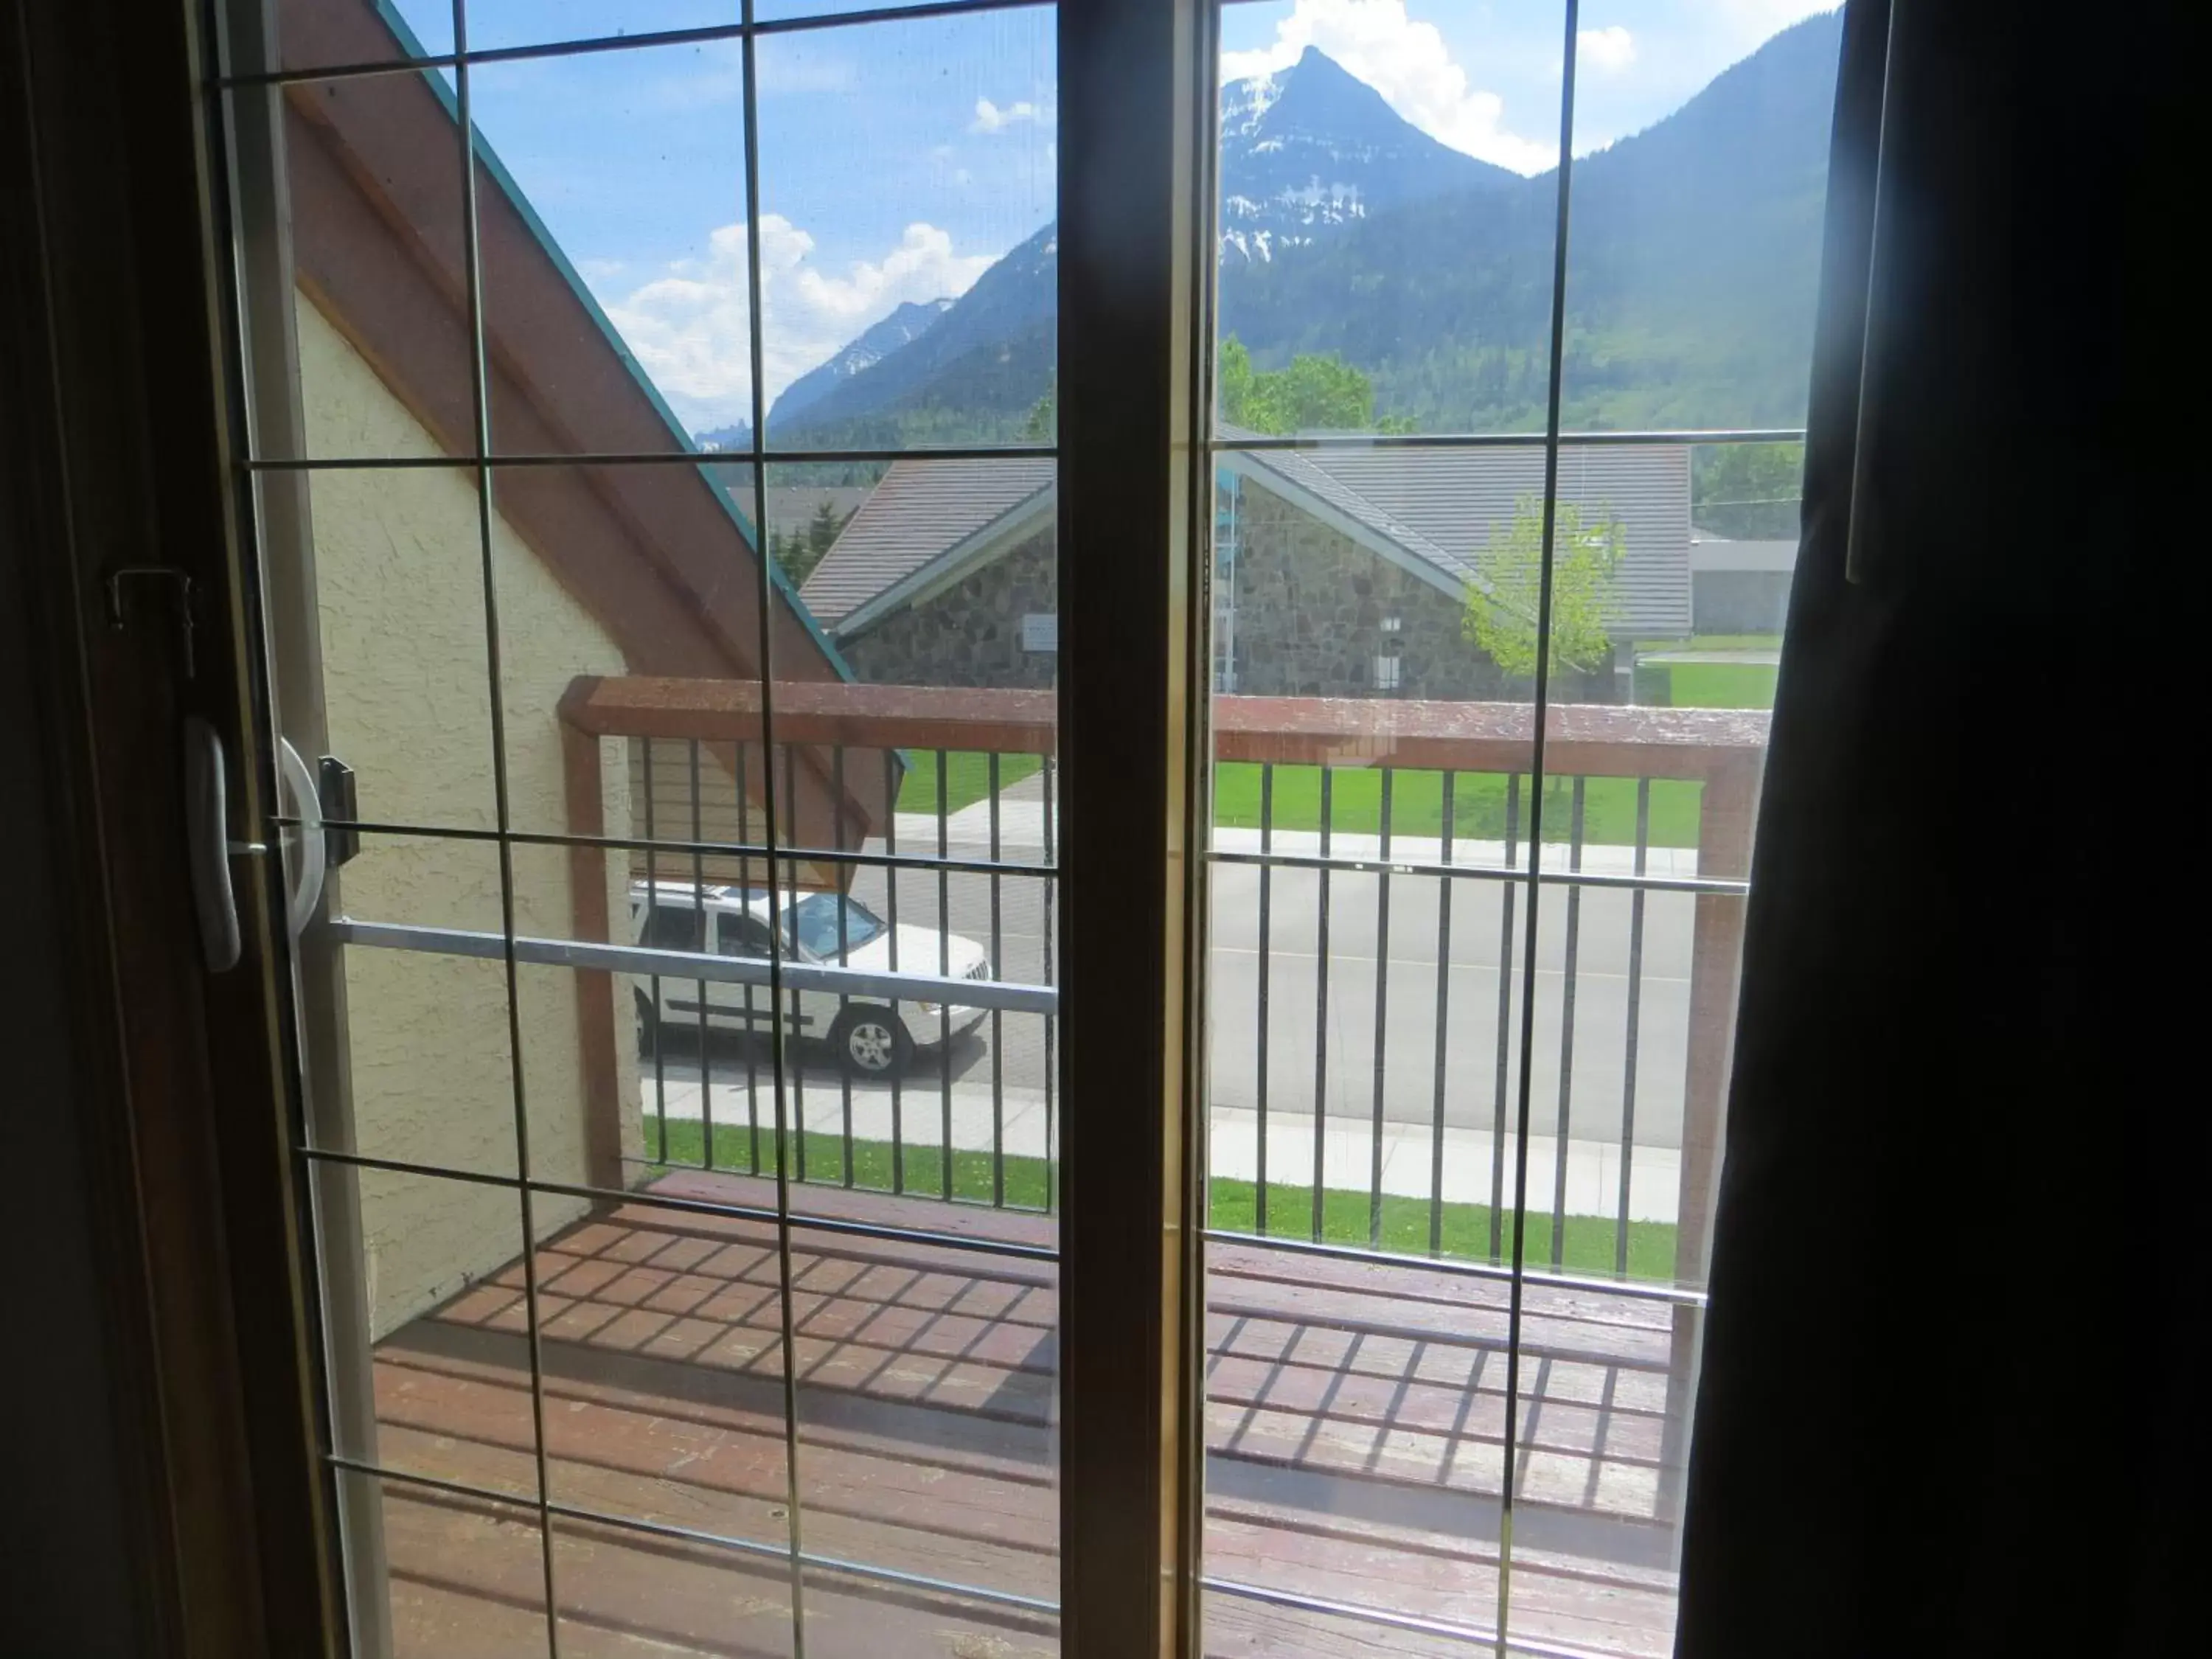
[800, 459, 1056, 630]
[1229, 440, 1694, 638]
[804, 439, 1693, 641]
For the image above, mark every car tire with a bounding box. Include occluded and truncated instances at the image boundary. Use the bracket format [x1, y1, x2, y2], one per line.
[635, 988, 659, 1057]
[830, 1006, 912, 1078]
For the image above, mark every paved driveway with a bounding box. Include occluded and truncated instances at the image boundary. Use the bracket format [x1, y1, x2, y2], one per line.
[667, 821, 1711, 1153]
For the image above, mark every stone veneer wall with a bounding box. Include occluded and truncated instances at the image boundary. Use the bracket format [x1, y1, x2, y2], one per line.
[1221, 481, 1615, 702]
[835, 484, 1615, 701]
[841, 528, 1057, 689]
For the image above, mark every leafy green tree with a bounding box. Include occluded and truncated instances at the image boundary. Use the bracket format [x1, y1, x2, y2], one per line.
[1462, 495, 1625, 681]
[1022, 373, 1056, 442]
[1691, 441, 1804, 539]
[1219, 336, 1382, 434]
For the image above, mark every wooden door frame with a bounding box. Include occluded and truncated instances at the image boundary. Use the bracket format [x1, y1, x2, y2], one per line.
[0, 0, 336, 1652]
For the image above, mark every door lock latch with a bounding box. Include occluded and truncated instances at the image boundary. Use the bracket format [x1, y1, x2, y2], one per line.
[104, 565, 197, 680]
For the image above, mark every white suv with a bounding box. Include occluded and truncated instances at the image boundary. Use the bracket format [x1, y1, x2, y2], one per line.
[630, 880, 991, 1077]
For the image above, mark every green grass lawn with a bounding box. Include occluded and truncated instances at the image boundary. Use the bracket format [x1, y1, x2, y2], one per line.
[1210, 1180, 1679, 1281]
[895, 749, 1045, 816]
[1663, 661, 1777, 709]
[639, 1116, 1676, 1281]
[1211, 762, 1704, 849]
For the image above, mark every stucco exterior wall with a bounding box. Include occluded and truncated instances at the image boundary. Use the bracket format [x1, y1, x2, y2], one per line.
[840, 529, 1057, 689]
[296, 297, 642, 1338]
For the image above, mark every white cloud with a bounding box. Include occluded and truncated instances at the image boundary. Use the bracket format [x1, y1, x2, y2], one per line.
[1713, 0, 1838, 39]
[599, 218, 996, 426]
[1577, 26, 1636, 74]
[1220, 0, 1557, 175]
[972, 97, 1046, 134]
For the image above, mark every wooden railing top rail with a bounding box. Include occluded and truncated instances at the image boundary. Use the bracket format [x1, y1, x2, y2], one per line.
[560, 675, 1060, 757]
[561, 676, 1768, 783]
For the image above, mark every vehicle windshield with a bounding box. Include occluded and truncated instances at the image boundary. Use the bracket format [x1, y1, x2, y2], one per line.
[782, 891, 888, 960]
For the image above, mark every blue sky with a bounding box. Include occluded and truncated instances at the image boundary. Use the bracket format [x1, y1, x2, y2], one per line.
[382, 1, 1833, 428]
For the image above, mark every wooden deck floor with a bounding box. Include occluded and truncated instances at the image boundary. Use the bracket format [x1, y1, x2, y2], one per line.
[365, 1171, 1685, 1658]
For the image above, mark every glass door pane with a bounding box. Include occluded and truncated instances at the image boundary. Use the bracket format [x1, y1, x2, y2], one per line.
[1200, 3, 1838, 1654]
[220, 1, 1060, 1652]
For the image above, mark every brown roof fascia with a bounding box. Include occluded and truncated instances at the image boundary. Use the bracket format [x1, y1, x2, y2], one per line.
[274, 0, 883, 844]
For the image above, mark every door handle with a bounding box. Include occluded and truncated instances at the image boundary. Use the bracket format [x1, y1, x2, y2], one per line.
[277, 737, 327, 939]
[185, 715, 243, 973]
[184, 723, 326, 968]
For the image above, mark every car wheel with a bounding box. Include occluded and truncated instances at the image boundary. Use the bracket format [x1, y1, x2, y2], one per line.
[831, 1006, 912, 1077]
[635, 988, 659, 1057]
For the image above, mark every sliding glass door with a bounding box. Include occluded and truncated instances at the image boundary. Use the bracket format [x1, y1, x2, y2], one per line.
[1196, 3, 1829, 1655]
[202, 1, 1828, 1653]
[217, 1, 1098, 1652]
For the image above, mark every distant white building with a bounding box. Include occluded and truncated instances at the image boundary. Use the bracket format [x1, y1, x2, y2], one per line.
[1689, 526, 1798, 633]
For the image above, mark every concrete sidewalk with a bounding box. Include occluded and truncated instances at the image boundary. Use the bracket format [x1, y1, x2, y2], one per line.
[647, 1075, 1681, 1224]
[894, 805, 1703, 877]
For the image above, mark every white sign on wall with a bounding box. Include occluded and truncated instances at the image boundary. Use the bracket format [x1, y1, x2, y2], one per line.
[1021, 613, 1059, 653]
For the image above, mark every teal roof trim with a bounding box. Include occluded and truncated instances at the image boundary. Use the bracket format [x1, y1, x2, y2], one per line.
[368, 0, 855, 685]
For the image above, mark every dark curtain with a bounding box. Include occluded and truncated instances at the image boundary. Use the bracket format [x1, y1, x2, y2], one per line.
[1674, 3, 2199, 1654]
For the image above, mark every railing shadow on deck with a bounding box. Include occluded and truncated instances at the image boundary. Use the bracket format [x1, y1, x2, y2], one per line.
[336, 677, 1769, 1658]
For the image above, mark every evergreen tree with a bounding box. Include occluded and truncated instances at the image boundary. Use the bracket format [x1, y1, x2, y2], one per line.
[807, 499, 844, 561]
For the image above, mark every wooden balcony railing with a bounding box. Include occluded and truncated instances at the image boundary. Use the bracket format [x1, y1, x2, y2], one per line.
[554, 675, 1766, 1517]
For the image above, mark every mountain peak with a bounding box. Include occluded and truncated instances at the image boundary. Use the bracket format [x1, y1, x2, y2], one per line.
[1218, 46, 1516, 263]
[1270, 46, 1413, 131]
[768, 297, 959, 427]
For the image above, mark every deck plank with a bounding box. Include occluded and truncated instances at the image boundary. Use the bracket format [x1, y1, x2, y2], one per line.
[366, 1175, 1680, 1657]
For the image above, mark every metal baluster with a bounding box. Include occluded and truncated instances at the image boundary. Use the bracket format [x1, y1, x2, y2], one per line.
[645, 740, 666, 1166]
[1550, 776, 1587, 1265]
[1256, 763, 1273, 1235]
[989, 752, 1005, 1208]
[737, 741, 759, 1175]
[1490, 773, 1520, 1263]
[690, 739, 712, 1169]
[1040, 752, 1057, 1214]
[1368, 769, 1393, 1246]
[936, 749, 953, 1201]
[884, 748, 904, 1194]
[834, 745, 854, 1188]
[1428, 771, 1456, 1255]
[1615, 778, 1650, 1276]
[785, 740, 805, 1186]
[1311, 766, 1333, 1242]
